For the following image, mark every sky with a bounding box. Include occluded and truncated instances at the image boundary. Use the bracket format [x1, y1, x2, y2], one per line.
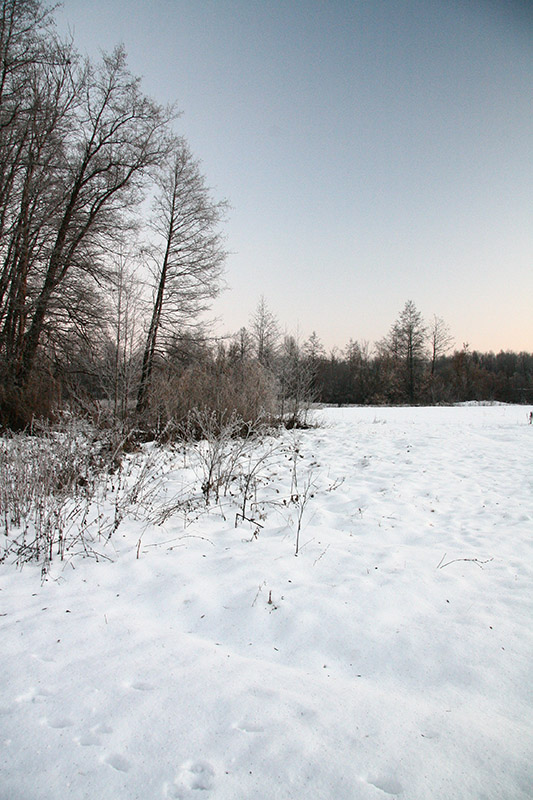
[55, 0, 532, 354]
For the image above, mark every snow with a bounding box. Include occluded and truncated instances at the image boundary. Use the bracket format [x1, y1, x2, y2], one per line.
[1, 404, 532, 799]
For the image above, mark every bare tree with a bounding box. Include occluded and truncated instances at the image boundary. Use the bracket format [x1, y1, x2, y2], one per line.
[0, 7, 78, 384]
[102, 245, 144, 420]
[302, 330, 325, 397]
[227, 326, 254, 366]
[303, 330, 325, 368]
[0, 1, 58, 245]
[383, 300, 428, 403]
[17, 46, 172, 387]
[136, 140, 227, 413]
[250, 295, 279, 369]
[429, 314, 454, 375]
[344, 338, 373, 403]
[278, 334, 314, 426]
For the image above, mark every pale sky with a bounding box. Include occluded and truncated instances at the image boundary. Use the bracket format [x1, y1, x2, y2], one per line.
[56, 0, 532, 353]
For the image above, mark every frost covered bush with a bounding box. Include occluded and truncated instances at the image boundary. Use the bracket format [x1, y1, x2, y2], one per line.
[178, 408, 277, 506]
[0, 416, 170, 574]
[152, 408, 284, 534]
[140, 358, 279, 437]
[0, 403, 327, 575]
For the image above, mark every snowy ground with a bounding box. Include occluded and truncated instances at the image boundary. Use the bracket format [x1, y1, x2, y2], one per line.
[1, 405, 532, 799]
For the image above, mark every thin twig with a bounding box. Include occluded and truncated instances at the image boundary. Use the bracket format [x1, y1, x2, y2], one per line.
[437, 555, 493, 570]
[313, 544, 330, 566]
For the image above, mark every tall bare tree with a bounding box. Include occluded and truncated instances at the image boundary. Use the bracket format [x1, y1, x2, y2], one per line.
[18, 46, 172, 386]
[103, 245, 143, 419]
[250, 295, 279, 369]
[382, 300, 428, 403]
[429, 314, 454, 375]
[0, 1, 77, 381]
[278, 334, 314, 425]
[136, 140, 227, 413]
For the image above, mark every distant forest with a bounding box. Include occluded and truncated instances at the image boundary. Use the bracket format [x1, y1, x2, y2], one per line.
[0, 2, 530, 431]
[305, 338, 533, 407]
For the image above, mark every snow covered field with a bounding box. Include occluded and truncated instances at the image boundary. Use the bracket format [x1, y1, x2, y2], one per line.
[1, 404, 532, 800]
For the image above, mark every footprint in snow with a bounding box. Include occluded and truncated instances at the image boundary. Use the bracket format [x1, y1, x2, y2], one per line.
[366, 775, 404, 795]
[420, 729, 440, 740]
[92, 722, 113, 735]
[103, 753, 131, 772]
[164, 760, 215, 797]
[122, 680, 155, 692]
[76, 733, 101, 747]
[46, 716, 75, 729]
[235, 720, 264, 733]
[16, 687, 52, 703]
[75, 722, 112, 747]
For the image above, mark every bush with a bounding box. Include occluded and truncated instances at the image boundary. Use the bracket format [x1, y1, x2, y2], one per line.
[141, 358, 278, 436]
[0, 415, 164, 573]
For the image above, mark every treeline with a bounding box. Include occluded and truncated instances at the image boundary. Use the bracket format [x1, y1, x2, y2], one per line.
[220, 298, 533, 409]
[310, 342, 533, 406]
[304, 301, 533, 406]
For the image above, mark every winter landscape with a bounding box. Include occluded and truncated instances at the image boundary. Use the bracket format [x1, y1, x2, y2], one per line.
[1, 3, 531, 798]
[1, 403, 531, 799]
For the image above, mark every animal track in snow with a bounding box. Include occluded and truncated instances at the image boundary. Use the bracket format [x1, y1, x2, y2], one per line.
[75, 732, 101, 747]
[234, 720, 264, 733]
[420, 729, 440, 740]
[131, 681, 155, 691]
[74, 721, 112, 747]
[164, 760, 215, 797]
[45, 716, 74, 729]
[16, 686, 52, 704]
[122, 680, 155, 692]
[92, 722, 113, 735]
[366, 774, 403, 795]
[103, 753, 131, 772]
